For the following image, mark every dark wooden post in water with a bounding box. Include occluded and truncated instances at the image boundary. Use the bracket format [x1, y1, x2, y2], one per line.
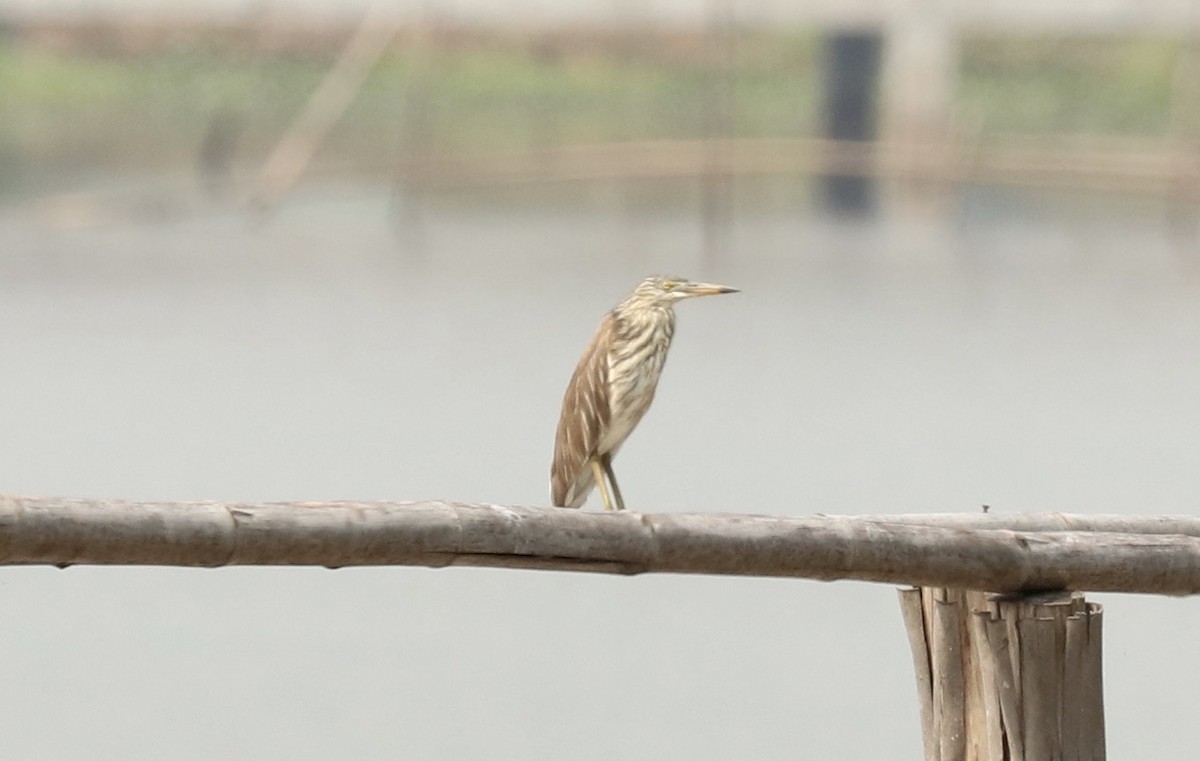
[819, 31, 882, 214]
[899, 588, 1105, 761]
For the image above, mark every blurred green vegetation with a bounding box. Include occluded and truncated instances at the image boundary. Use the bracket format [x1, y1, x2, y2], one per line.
[958, 36, 1181, 135]
[0, 31, 820, 175]
[0, 30, 1186, 176]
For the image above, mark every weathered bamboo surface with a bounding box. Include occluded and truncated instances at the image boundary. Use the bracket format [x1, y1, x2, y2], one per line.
[900, 588, 1104, 761]
[1, 497, 1199, 594]
[855, 512, 1200, 536]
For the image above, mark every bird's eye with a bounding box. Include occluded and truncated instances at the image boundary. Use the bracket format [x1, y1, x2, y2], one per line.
[662, 281, 678, 290]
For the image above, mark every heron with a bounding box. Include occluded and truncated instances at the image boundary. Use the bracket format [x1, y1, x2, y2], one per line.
[550, 275, 738, 511]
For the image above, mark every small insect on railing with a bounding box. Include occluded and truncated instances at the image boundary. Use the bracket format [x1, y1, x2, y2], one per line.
[4, 497, 1199, 760]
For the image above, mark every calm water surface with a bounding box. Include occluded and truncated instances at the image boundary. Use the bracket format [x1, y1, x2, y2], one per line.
[1, 175, 1198, 759]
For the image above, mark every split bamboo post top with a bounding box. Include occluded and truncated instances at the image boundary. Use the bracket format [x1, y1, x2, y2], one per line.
[2, 497, 1199, 595]
[899, 588, 1106, 761]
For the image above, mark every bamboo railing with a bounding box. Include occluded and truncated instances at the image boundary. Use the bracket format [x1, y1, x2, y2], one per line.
[10, 495, 1193, 760]
[2, 497, 1197, 594]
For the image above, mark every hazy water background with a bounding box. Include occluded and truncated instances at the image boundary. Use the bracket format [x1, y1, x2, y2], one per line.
[2, 174, 1200, 759]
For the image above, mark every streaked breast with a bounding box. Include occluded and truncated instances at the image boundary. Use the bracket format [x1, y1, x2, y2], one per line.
[598, 309, 675, 454]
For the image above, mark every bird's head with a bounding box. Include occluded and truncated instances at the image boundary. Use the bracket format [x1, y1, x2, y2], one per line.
[628, 275, 739, 307]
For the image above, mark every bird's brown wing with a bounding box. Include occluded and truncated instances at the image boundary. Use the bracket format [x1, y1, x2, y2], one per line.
[550, 313, 613, 507]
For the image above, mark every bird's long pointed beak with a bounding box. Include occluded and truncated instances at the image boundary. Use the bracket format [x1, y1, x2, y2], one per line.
[683, 281, 739, 297]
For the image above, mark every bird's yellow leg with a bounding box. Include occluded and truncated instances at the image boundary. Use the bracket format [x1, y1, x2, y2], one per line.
[600, 454, 626, 511]
[589, 458, 617, 511]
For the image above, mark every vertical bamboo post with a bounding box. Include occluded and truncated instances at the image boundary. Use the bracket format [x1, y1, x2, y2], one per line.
[880, 0, 956, 150]
[391, 4, 437, 250]
[899, 588, 1104, 761]
[701, 0, 735, 265]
